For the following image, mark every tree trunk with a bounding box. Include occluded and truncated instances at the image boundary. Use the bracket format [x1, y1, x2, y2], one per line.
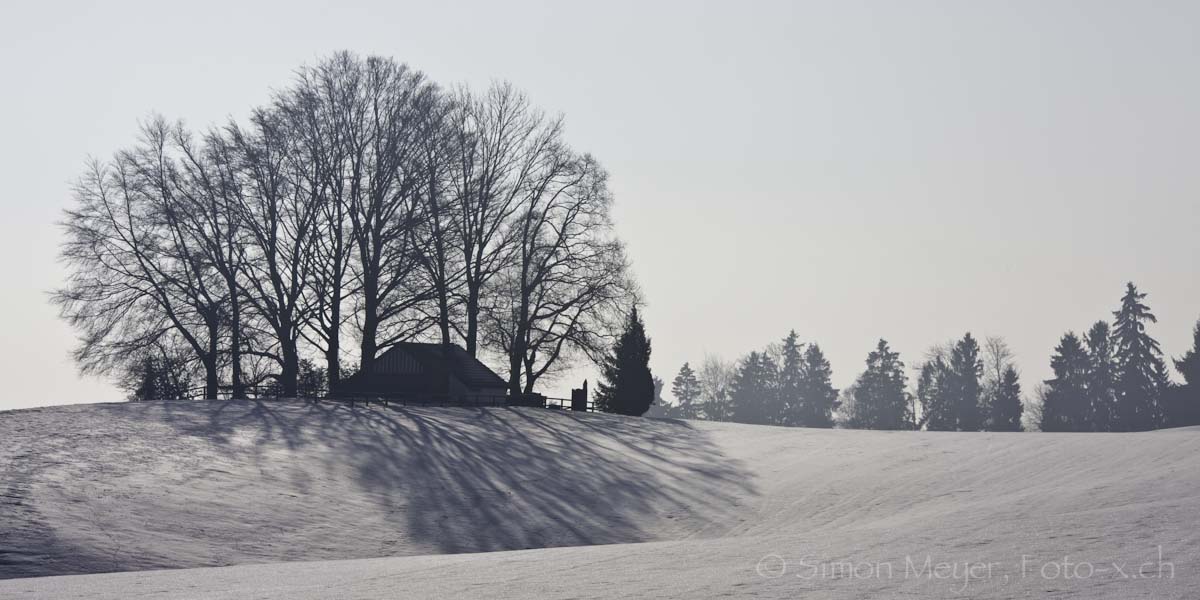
[360, 285, 378, 373]
[437, 285, 451, 346]
[205, 317, 220, 400]
[508, 346, 523, 397]
[507, 293, 530, 397]
[204, 357, 219, 400]
[465, 283, 480, 356]
[229, 284, 244, 399]
[327, 297, 341, 387]
[281, 341, 299, 398]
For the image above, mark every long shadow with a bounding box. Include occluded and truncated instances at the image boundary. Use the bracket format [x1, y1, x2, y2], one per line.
[2, 400, 757, 577]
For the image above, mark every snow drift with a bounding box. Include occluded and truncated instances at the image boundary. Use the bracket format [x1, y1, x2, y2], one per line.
[1, 400, 1198, 598]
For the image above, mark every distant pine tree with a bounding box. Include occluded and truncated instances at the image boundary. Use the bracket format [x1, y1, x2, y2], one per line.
[1176, 320, 1200, 388]
[1111, 283, 1167, 431]
[990, 366, 1024, 431]
[1083, 320, 1116, 431]
[1041, 332, 1090, 432]
[796, 343, 839, 427]
[1165, 319, 1200, 427]
[948, 333, 984, 431]
[671, 362, 703, 419]
[776, 331, 805, 426]
[730, 351, 780, 425]
[918, 358, 955, 431]
[595, 307, 655, 416]
[845, 339, 910, 430]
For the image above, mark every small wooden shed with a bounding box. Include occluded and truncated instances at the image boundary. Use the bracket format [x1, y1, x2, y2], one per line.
[337, 342, 508, 400]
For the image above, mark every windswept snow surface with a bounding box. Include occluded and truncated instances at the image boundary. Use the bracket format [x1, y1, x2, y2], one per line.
[1, 400, 1198, 598]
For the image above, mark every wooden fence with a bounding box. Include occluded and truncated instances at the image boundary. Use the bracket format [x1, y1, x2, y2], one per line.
[181, 385, 595, 413]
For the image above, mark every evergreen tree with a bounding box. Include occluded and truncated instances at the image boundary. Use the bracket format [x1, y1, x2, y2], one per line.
[1041, 332, 1091, 432]
[948, 333, 983, 431]
[1083, 320, 1116, 431]
[671, 362, 702, 419]
[918, 358, 955, 431]
[796, 343, 838, 427]
[1176, 319, 1200, 387]
[297, 359, 327, 398]
[990, 366, 1024, 431]
[730, 351, 780, 425]
[845, 339, 910, 430]
[1165, 319, 1200, 426]
[776, 331, 805, 426]
[595, 307, 655, 416]
[124, 355, 192, 401]
[1111, 283, 1167, 431]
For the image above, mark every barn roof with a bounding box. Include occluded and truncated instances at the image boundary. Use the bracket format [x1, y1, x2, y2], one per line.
[376, 342, 508, 390]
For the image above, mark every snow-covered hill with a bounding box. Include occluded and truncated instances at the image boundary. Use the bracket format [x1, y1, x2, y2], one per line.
[2, 400, 1198, 598]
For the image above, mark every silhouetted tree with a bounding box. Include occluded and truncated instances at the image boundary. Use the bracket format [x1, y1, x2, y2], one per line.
[730, 350, 780, 425]
[124, 351, 193, 401]
[54, 123, 227, 399]
[169, 126, 251, 398]
[274, 53, 364, 387]
[56, 52, 638, 405]
[844, 339, 910, 430]
[297, 359, 327, 398]
[595, 307, 654, 416]
[671, 362, 703, 419]
[226, 108, 325, 397]
[796, 343, 839, 427]
[1165, 319, 1200, 426]
[1041, 332, 1090, 432]
[918, 358, 954, 431]
[1083, 320, 1116, 431]
[948, 333, 984, 431]
[486, 152, 633, 395]
[450, 83, 567, 357]
[1111, 283, 1167, 431]
[990, 366, 1024, 431]
[776, 331, 805, 426]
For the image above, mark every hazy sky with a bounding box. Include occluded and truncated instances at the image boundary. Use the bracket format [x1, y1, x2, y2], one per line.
[2, 1, 1198, 411]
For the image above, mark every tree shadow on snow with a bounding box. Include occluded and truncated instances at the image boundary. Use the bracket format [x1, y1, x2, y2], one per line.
[128, 400, 756, 558]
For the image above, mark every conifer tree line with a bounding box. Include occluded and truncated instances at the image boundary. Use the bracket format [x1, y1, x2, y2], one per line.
[1040, 283, 1199, 432]
[54, 52, 636, 400]
[654, 330, 840, 428]
[657, 283, 1200, 432]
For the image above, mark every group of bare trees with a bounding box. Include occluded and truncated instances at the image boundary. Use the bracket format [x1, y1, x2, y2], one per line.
[55, 52, 635, 400]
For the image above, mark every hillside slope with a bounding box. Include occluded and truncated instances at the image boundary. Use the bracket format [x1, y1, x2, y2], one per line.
[0, 401, 750, 578]
[2, 400, 1199, 598]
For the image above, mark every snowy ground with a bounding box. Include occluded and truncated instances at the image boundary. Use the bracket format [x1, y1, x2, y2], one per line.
[1, 400, 1198, 598]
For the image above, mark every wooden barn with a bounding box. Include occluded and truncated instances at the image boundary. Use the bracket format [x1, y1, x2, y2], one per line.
[336, 342, 508, 401]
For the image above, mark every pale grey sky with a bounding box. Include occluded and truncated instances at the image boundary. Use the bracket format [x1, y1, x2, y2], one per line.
[2, 0, 1198, 410]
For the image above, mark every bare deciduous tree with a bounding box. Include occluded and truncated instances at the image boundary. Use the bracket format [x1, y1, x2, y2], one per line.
[56, 120, 227, 398]
[57, 52, 637, 401]
[449, 83, 566, 357]
[226, 109, 322, 396]
[485, 153, 633, 394]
